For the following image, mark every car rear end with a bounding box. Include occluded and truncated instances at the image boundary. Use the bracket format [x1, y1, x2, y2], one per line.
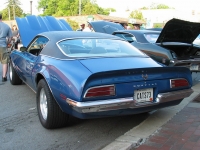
[66, 67, 193, 119]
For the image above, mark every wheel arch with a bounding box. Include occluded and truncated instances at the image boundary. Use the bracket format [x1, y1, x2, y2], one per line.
[35, 73, 65, 112]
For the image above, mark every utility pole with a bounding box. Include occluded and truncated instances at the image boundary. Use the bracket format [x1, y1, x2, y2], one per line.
[30, 1, 33, 15]
[11, 5, 15, 20]
[11, 0, 15, 20]
[79, 0, 81, 15]
[8, 7, 10, 20]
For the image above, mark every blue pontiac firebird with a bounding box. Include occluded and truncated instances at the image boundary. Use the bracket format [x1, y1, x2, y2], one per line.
[9, 16, 193, 129]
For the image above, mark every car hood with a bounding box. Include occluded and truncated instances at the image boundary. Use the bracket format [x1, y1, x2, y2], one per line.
[16, 15, 73, 47]
[79, 57, 161, 73]
[89, 20, 125, 34]
[156, 18, 200, 44]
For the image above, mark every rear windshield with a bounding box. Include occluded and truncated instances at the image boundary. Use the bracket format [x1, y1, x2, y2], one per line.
[57, 38, 146, 57]
[144, 33, 159, 43]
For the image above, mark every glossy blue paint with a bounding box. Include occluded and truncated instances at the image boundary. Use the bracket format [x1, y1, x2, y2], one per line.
[16, 15, 72, 47]
[10, 47, 193, 117]
[79, 57, 161, 73]
[10, 16, 193, 122]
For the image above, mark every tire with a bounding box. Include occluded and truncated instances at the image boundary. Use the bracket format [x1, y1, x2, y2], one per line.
[36, 79, 69, 129]
[9, 62, 22, 85]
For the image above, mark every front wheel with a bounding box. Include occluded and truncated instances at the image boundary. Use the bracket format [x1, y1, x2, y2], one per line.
[36, 79, 69, 129]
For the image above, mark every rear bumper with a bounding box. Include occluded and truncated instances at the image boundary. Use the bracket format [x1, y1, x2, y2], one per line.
[66, 88, 193, 113]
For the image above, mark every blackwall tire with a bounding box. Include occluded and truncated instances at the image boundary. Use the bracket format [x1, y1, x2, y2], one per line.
[36, 79, 69, 129]
[9, 62, 22, 85]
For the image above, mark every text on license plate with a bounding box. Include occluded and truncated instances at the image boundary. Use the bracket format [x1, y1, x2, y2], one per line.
[134, 88, 153, 103]
[190, 65, 199, 71]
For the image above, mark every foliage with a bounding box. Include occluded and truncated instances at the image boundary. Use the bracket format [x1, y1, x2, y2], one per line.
[37, 0, 112, 16]
[150, 3, 170, 9]
[153, 23, 163, 28]
[129, 10, 144, 20]
[140, 3, 171, 10]
[66, 18, 79, 30]
[1, 0, 23, 20]
[104, 8, 116, 13]
[4, 0, 21, 5]
[140, 7, 149, 10]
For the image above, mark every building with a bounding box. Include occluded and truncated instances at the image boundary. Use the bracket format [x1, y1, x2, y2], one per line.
[109, 9, 200, 28]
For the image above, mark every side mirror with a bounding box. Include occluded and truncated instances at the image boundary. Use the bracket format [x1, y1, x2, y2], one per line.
[20, 46, 27, 52]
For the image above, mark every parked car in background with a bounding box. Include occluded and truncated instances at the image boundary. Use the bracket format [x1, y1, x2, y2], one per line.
[145, 28, 200, 46]
[10, 16, 193, 129]
[89, 19, 200, 72]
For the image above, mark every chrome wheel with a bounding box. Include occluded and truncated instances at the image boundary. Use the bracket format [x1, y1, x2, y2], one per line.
[9, 64, 13, 81]
[40, 88, 48, 120]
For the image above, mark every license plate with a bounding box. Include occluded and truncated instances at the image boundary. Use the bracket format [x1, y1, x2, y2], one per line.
[190, 64, 199, 71]
[134, 88, 153, 103]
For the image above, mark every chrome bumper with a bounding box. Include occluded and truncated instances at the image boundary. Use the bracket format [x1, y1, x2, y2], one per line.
[66, 89, 193, 113]
[171, 59, 200, 71]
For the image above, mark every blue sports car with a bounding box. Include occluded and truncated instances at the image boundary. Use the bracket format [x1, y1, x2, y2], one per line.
[9, 16, 193, 129]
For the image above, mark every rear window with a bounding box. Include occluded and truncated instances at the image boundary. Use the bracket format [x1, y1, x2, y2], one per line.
[57, 38, 145, 58]
[144, 33, 159, 43]
[114, 33, 137, 42]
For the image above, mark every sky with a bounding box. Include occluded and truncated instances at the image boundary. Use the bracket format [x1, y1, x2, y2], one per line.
[1, 0, 200, 15]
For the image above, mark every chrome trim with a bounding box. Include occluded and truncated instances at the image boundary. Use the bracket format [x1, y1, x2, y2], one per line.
[170, 78, 189, 88]
[142, 74, 148, 80]
[56, 37, 125, 57]
[170, 59, 200, 71]
[157, 42, 192, 46]
[83, 84, 115, 98]
[66, 89, 193, 113]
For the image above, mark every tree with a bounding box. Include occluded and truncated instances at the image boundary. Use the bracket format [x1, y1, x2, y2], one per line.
[37, 0, 114, 16]
[156, 4, 170, 9]
[150, 3, 171, 9]
[66, 18, 79, 30]
[140, 7, 149, 10]
[1, 0, 23, 20]
[129, 10, 144, 20]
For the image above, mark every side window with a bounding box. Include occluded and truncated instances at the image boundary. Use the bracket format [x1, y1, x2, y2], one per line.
[27, 36, 49, 55]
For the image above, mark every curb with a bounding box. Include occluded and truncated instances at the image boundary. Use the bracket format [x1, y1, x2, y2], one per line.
[102, 85, 200, 150]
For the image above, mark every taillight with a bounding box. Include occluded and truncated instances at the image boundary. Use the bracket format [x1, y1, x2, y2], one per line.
[84, 85, 115, 98]
[170, 78, 189, 88]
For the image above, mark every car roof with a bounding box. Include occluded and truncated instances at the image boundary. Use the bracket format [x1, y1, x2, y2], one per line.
[37, 31, 125, 59]
[39, 31, 123, 41]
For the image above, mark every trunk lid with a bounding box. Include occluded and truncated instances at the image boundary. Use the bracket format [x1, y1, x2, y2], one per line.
[79, 57, 161, 73]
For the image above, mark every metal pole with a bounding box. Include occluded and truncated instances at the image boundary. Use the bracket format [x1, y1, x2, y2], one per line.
[30, 1, 33, 15]
[8, 7, 10, 20]
[79, 0, 81, 15]
[12, 5, 15, 20]
[12, 0, 15, 20]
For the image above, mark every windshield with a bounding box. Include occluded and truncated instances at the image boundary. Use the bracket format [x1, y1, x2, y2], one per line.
[57, 38, 145, 57]
[144, 33, 159, 43]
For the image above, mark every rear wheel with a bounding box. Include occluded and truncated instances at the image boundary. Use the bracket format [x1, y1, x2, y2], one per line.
[9, 62, 22, 85]
[36, 79, 69, 129]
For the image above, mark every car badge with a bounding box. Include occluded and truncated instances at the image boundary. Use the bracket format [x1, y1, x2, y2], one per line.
[142, 74, 148, 80]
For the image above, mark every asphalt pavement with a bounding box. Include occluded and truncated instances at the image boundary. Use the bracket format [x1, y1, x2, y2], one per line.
[1, 61, 200, 150]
